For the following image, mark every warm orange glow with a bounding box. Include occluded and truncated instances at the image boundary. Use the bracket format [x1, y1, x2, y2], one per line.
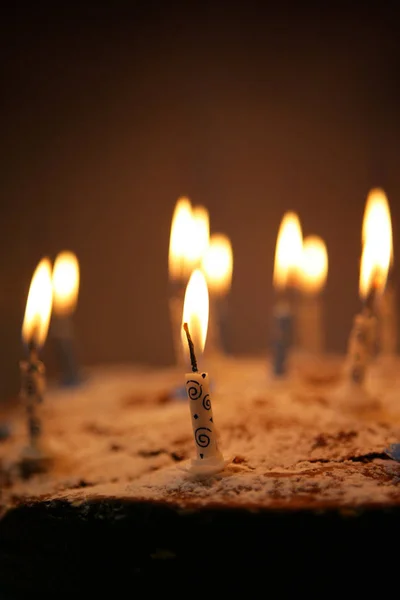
[181, 269, 209, 357]
[202, 233, 233, 296]
[300, 236, 328, 294]
[273, 212, 303, 289]
[52, 251, 80, 316]
[22, 258, 53, 348]
[362, 188, 393, 264]
[168, 196, 194, 280]
[187, 205, 210, 266]
[359, 193, 391, 299]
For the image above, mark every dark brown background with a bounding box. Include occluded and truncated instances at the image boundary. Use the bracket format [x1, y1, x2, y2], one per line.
[1, 3, 399, 399]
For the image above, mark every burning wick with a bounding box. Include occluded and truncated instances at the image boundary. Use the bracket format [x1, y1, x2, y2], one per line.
[181, 272, 230, 477]
[183, 322, 198, 373]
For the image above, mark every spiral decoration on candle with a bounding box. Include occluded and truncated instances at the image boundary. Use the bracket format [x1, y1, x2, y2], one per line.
[186, 379, 202, 400]
[195, 427, 211, 448]
[202, 394, 211, 410]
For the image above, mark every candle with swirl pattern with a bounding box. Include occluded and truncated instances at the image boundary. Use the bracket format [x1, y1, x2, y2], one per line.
[182, 270, 229, 477]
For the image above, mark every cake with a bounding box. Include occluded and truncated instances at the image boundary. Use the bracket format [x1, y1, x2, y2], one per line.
[1, 355, 400, 595]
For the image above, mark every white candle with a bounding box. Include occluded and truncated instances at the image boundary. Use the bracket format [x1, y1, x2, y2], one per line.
[362, 188, 396, 358]
[298, 236, 328, 355]
[345, 217, 390, 389]
[51, 251, 81, 386]
[20, 258, 53, 462]
[202, 233, 233, 356]
[182, 269, 228, 477]
[346, 312, 377, 385]
[168, 197, 209, 367]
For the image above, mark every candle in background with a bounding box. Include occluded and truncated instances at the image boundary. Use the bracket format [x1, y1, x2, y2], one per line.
[20, 258, 53, 470]
[345, 218, 390, 394]
[168, 198, 209, 367]
[362, 188, 396, 359]
[51, 251, 82, 387]
[271, 212, 303, 376]
[297, 236, 328, 355]
[190, 205, 210, 268]
[169, 197, 195, 366]
[202, 233, 233, 356]
[181, 269, 228, 477]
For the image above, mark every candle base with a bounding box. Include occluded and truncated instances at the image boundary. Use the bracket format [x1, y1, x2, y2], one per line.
[386, 444, 400, 461]
[0, 422, 11, 441]
[181, 454, 231, 478]
[331, 382, 380, 412]
[18, 444, 53, 477]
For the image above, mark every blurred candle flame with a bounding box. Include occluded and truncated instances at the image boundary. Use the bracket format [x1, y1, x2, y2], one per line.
[362, 188, 393, 265]
[273, 212, 303, 289]
[22, 258, 53, 348]
[202, 233, 233, 296]
[52, 251, 80, 316]
[187, 205, 210, 266]
[181, 269, 209, 357]
[169, 196, 194, 281]
[360, 190, 391, 299]
[300, 236, 328, 294]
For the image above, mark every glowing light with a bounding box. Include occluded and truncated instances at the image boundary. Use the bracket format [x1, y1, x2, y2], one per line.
[300, 236, 328, 294]
[52, 251, 80, 316]
[273, 212, 303, 289]
[202, 233, 233, 296]
[22, 258, 53, 348]
[181, 269, 209, 357]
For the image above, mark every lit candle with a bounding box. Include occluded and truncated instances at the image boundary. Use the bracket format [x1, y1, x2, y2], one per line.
[202, 233, 233, 356]
[181, 269, 229, 477]
[271, 212, 303, 376]
[51, 251, 81, 386]
[345, 214, 390, 391]
[298, 236, 328, 355]
[362, 188, 396, 358]
[168, 197, 209, 366]
[20, 258, 53, 466]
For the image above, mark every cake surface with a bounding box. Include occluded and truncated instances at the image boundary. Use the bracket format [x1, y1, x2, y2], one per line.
[1, 355, 400, 594]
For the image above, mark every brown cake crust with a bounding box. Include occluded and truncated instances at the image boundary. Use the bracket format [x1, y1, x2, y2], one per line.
[1, 357, 400, 594]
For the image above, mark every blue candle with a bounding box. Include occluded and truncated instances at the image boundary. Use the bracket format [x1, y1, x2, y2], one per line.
[271, 212, 303, 377]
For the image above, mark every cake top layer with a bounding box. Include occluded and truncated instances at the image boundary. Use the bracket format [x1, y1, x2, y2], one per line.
[1, 355, 400, 514]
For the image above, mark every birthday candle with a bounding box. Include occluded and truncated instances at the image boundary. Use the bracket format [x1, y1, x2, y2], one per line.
[271, 212, 302, 376]
[20, 258, 53, 463]
[181, 269, 228, 477]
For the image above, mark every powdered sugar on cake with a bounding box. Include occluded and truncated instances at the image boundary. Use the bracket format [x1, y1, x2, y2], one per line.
[1, 355, 400, 513]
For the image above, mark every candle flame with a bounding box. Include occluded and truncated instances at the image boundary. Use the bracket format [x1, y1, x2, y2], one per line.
[362, 188, 393, 265]
[360, 189, 391, 299]
[273, 212, 303, 289]
[301, 236, 328, 294]
[168, 196, 194, 281]
[202, 233, 233, 296]
[187, 205, 210, 266]
[22, 258, 53, 348]
[52, 251, 80, 316]
[181, 269, 209, 357]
